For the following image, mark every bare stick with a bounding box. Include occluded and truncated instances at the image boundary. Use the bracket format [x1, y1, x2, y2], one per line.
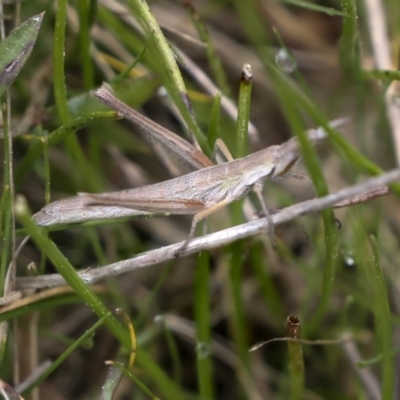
[20, 168, 400, 290]
[333, 186, 391, 208]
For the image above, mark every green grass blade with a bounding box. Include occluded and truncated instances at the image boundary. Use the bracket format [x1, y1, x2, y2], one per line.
[370, 235, 395, 399]
[228, 243, 250, 368]
[279, 0, 354, 17]
[15, 195, 186, 400]
[194, 251, 214, 399]
[161, 319, 183, 385]
[103, 361, 159, 400]
[235, 64, 252, 158]
[287, 316, 304, 400]
[0, 183, 11, 295]
[207, 94, 221, 150]
[112, 46, 148, 84]
[231, 0, 340, 332]
[21, 312, 111, 395]
[78, 0, 95, 89]
[338, 0, 358, 74]
[364, 70, 400, 82]
[126, 0, 210, 155]
[53, 0, 70, 124]
[250, 242, 284, 324]
[184, 0, 232, 98]
[226, 62, 254, 368]
[15, 195, 127, 341]
[15, 111, 118, 186]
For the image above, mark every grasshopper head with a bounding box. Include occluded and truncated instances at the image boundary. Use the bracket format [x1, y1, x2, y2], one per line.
[271, 117, 348, 178]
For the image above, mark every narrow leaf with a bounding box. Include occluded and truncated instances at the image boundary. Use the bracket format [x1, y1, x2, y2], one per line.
[0, 12, 44, 96]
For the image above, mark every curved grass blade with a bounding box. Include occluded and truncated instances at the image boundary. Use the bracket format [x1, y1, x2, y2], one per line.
[280, 0, 353, 17]
[20, 312, 111, 395]
[16, 195, 186, 400]
[15, 111, 118, 185]
[127, 0, 210, 155]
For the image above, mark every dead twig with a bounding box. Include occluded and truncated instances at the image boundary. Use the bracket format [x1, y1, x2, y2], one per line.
[17, 168, 400, 290]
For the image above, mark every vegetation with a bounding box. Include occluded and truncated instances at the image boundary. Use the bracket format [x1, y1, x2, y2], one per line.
[0, 0, 399, 399]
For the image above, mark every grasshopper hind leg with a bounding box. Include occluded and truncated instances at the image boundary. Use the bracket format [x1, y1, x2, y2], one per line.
[174, 199, 232, 257]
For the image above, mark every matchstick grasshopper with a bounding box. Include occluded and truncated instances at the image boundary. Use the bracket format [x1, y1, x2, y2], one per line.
[33, 86, 346, 255]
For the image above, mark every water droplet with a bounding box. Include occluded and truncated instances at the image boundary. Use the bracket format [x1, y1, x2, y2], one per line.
[275, 48, 297, 74]
[343, 256, 356, 269]
[154, 314, 164, 324]
[196, 342, 210, 358]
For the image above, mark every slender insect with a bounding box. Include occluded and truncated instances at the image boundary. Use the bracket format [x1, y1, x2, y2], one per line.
[33, 116, 346, 255]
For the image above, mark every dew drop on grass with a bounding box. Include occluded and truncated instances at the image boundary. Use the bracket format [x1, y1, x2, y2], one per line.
[154, 314, 164, 324]
[196, 342, 210, 359]
[343, 255, 356, 270]
[275, 48, 297, 74]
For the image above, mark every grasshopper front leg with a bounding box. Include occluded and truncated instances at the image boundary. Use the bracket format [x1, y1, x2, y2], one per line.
[175, 199, 233, 257]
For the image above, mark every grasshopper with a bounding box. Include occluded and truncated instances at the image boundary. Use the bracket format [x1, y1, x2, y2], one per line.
[33, 115, 346, 255]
